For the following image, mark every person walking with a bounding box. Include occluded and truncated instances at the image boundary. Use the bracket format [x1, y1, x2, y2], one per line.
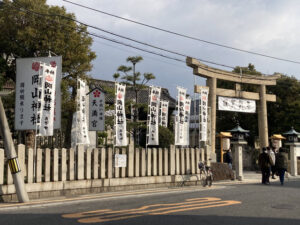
[258, 147, 272, 185]
[275, 148, 288, 185]
[224, 149, 233, 170]
[269, 147, 276, 179]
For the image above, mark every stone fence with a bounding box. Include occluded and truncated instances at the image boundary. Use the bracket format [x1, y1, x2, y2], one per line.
[0, 144, 214, 202]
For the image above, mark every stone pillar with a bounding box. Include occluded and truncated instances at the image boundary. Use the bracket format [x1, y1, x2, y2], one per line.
[61, 148, 67, 181]
[45, 148, 51, 182]
[36, 148, 42, 182]
[76, 145, 84, 180]
[85, 148, 92, 180]
[128, 143, 134, 177]
[147, 148, 152, 176]
[180, 148, 185, 174]
[141, 148, 146, 177]
[68, 148, 75, 181]
[164, 148, 169, 175]
[232, 140, 247, 181]
[27, 148, 33, 183]
[207, 77, 217, 161]
[152, 148, 157, 176]
[52, 148, 59, 181]
[258, 84, 269, 148]
[158, 148, 163, 176]
[175, 148, 180, 175]
[286, 143, 299, 176]
[107, 148, 112, 178]
[135, 148, 140, 177]
[169, 145, 175, 175]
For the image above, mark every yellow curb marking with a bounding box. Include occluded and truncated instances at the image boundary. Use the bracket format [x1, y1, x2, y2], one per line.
[62, 197, 241, 224]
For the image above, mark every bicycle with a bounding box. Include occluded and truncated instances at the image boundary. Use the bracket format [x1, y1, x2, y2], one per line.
[198, 161, 213, 187]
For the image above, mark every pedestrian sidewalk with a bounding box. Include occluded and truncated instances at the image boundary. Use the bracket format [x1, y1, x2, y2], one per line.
[228, 170, 300, 184]
[1, 171, 299, 210]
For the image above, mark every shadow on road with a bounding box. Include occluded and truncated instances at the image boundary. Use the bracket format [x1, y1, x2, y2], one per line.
[0, 213, 300, 225]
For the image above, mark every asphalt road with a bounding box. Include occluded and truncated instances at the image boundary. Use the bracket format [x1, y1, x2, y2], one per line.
[1, 179, 300, 225]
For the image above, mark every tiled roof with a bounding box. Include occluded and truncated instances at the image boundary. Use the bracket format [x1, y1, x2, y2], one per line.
[90, 79, 176, 108]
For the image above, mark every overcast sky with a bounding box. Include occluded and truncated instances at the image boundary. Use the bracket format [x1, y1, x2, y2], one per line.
[48, 0, 300, 97]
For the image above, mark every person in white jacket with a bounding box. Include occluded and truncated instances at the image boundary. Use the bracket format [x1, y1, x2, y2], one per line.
[268, 147, 276, 179]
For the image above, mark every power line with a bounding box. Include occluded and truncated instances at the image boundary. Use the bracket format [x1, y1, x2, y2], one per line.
[11, 0, 235, 69]
[9, 1, 282, 80]
[8, 2, 279, 80]
[7, 2, 186, 64]
[62, 0, 300, 65]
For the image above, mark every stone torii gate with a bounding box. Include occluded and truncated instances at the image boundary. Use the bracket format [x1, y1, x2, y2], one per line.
[186, 57, 280, 161]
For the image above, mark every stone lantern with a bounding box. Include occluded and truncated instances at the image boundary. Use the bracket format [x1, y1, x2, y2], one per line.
[283, 127, 300, 176]
[270, 134, 285, 151]
[228, 124, 249, 141]
[283, 127, 300, 143]
[228, 124, 249, 181]
[217, 132, 232, 163]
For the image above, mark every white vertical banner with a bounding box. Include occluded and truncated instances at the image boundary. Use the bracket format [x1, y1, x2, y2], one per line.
[184, 97, 191, 146]
[15, 56, 62, 130]
[39, 63, 57, 136]
[115, 83, 128, 146]
[75, 79, 90, 145]
[175, 87, 187, 145]
[159, 100, 169, 127]
[147, 86, 161, 146]
[199, 87, 209, 142]
[88, 88, 105, 131]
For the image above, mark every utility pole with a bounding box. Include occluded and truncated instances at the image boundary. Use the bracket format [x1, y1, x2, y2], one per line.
[0, 97, 29, 202]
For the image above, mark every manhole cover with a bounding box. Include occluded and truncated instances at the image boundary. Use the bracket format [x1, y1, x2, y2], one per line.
[271, 204, 295, 210]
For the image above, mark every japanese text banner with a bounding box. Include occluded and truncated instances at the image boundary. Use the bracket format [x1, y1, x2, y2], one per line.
[89, 88, 105, 131]
[39, 64, 57, 136]
[175, 87, 187, 145]
[218, 96, 256, 113]
[147, 86, 161, 146]
[159, 100, 169, 127]
[115, 83, 128, 146]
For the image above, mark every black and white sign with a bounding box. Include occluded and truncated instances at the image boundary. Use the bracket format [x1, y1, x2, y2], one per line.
[175, 87, 187, 145]
[88, 88, 105, 131]
[159, 100, 169, 127]
[15, 56, 62, 130]
[218, 96, 256, 113]
[115, 83, 128, 146]
[75, 79, 90, 145]
[38, 63, 57, 136]
[184, 98, 191, 146]
[199, 88, 209, 142]
[114, 154, 127, 167]
[147, 86, 161, 146]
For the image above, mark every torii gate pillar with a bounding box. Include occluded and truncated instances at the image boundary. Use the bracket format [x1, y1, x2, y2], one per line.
[258, 84, 269, 148]
[206, 77, 217, 160]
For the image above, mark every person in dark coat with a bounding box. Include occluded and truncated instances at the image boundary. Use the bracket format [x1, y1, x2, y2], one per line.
[275, 148, 288, 185]
[258, 147, 272, 184]
[224, 149, 233, 170]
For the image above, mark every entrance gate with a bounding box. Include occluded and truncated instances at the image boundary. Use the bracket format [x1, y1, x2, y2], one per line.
[186, 57, 280, 161]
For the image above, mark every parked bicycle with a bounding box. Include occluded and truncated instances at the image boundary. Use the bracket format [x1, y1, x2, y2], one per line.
[198, 161, 213, 187]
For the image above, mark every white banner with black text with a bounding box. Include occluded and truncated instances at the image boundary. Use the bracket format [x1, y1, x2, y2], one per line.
[115, 83, 128, 146]
[147, 86, 161, 146]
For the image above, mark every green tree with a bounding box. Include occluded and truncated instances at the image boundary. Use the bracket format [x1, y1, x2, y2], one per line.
[268, 75, 300, 134]
[0, 0, 96, 146]
[114, 56, 155, 146]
